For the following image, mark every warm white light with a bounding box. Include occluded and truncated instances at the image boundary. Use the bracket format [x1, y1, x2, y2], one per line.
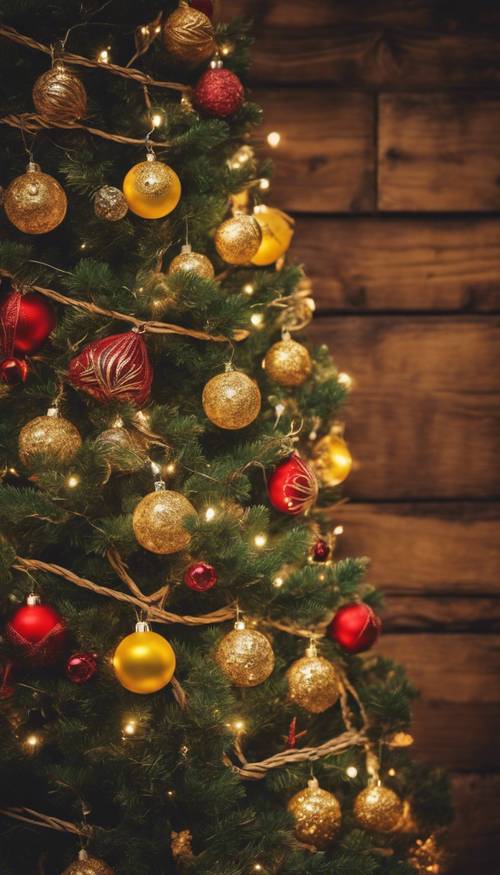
[273, 576, 284, 588]
[141, 26, 149, 36]
[98, 48, 110, 64]
[80, 242, 87, 250]
[333, 525, 344, 536]
[243, 283, 254, 295]
[220, 41, 233, 56]
[254, 533, 267, 548]
[259, 178, 270, 191]
[151, 112, 163, 128]
[267, 131, 281, 148]
[205, 506, 216, 521]
[25, 734, 41, 750]
[346, 765, 358, 778]
[250, 312, 264, 328]
[338, 372, 353, 389]
[167, 789, 175, 797]
[165, 462, 176, 475]
[388, 767, 397, 777]
[123, 720, 137, 736]
[254, 866, 263, 872]
[66, 475, 80, 489]
[233, 720, 245, 732]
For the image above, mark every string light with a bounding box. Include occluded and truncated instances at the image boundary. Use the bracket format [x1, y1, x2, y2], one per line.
[25, 733, 42, 752]
[259, 178, 270, 191]
[151, 111, 164, 128]
[80, 242, 87, 250]
[164, 462, 176, 475]
[166, 789, 176, 798]
[388, 767, 397, 777]
[333, 525, 344, 536]
[233, 719, 245, 732]
[97, 48, 110, 64]
[337, 372, 353, 389]
[205, 506, 216, 521]
[253, 866, 264, 872]
[267, 131, 281, 148]
[250, 312, 264, 328]
[272, 576, 284, 588]
[220, 41, 234, 56]
[254, 533, 267, 548]
[346, 765, 358, 778]
[243, 283, 254, 295]
[66, 474, 80, 489]
[122, 719, 137, 737]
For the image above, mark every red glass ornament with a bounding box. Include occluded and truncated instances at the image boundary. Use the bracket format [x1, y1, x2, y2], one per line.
[268, 454, 318, 516]
[193, 68, 244, 119]
[7, 594, 67, 667]
[68, 330, 153, 406]
[190, 0, 215, 18]
[184, 561, 217, 592]
[329, 602, 381, 654]
[0, 357, 29, 384]
[66, 652, 98, 684]
[312, 538, 330, 562]
[0, 289, 55, 356]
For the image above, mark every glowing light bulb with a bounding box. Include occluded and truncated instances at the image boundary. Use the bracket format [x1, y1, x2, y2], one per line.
[141, 26, 149, 36]
[66, 475, 80, 489]
[233, 720, 245, 732]
[123, 719, 137, 736]
[151, 111, 163, 128]
[98, 48, 110, 64]
[220, 41, 234, 56]
[388, 767, 397, 777]
[165, 462, 176, 475]
[243, 283, 254, 295]
[259, 178, 270, 191]
[338, 371, 353, 389]
[267, 131, 281, 148]
[333, 525, 344, 536]
[250, 312, 264, 328]
[273, 576, 284, 588]
[346, 765, 358, 778]
[167, 789, 175, 797]
[80, 242, 87, 250]
[254, 533, 267, 548]
[205, 506, 216, 521]
[254, 866, 263, 872]
[25, 734, 41, 751]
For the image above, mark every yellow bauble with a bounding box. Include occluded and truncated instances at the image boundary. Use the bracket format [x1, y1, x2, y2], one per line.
[215, 214, 262, 265]
[19, 411, 81, 465]
[113, 622, 175, 694]
[202, 370, 261, 430]
[251, 205, 294, 266]
[312, 430, 352, 487]
[163, 1, 216, 65]
[133, 488, 196, 554]
[4, 162, 67, 234]
[123, 157, 181, 219]
[32, 63, 87, 124]
[264, 336, 312, 387]
[62, 850, 116, 875]
[287, 644, 340, 713]
[288, 778, 341, 849]
[354, 785, 404, 833]
[168, 244, 215, 279]
[215, 621, 274, 687]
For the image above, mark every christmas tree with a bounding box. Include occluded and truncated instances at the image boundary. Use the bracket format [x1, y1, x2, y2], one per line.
[0, 2, 452, 874]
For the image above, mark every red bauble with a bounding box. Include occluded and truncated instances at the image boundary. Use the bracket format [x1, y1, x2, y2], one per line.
[66, 652, 98, 684]
[7, 595, 67, 667]
[268, 454, 318, 516]
[193, 68, 244, 119]
[312, 538, 330, 562]
[190, 0, 215, 18]
[329, 602, 382, 654]
[68, 330, 153, 406]
[184, 561, 217, 592]
[0, 357, 29, 384]
[0, 289, 55, 356]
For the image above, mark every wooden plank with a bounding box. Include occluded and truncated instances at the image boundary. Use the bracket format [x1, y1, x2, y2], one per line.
[292, 216, 500, 312]
[330, 503, 500, 595]
[381, 596, 500, 632]
[448, 774, 500, 874]
[308, 316, 500, 499]
[254, 89, 375, 212]
[378, 94, 500, 211]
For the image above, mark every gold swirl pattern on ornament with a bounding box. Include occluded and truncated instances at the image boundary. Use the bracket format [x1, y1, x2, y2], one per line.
[32, 65, 87, 124]
[163, 6, 216, 63]
[284, 455, 318, 514]
[74, 333, 151, 403]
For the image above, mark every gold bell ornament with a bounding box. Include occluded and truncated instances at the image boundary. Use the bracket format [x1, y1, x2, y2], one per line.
[133, 479, 197, 555]
[19, 406, 82, 465]
[353, 782, 404, 832]
[288, 777, 342, 849]
[287, 639, 341, 714]
[4, 162, 67, 234]
[163, 0, 216, 66]
[32, 62, 87, 124]
[215, 213, 262, 265]
[113, 620, 176, 694]
[62, 849, 115, 874]
[202, 366, 261, 430]
[123, 153, 181, 219]
[251, 204, 294, 266]
[168, 243, 215, 279]
[263, 331, 312, 387]
[311, 424, 352, 487]
[215, 617, 274, 687]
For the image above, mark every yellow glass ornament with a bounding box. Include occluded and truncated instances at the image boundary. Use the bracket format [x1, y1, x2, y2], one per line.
[4, 162, 67, 234]
[133, 486, 196, 554]
[113, 621, 175, 694]
[312, 429, 352, 487]
[123, 156, 181, 219]
[62, 849, 116, 875]
[163, 1, 216, 65]
[202, 369, 261, 430]
[168, 244, 215, 279]
[288, 778, 341, 849]
[354, 784, 404, 833]
[263, 335, 312, 387]
[251, 205, 294, 266]
[287, 641, 340, 713]
[215, 214, 262, 265]
[19, 408, 81, 465]
[215, 619, 274, 687]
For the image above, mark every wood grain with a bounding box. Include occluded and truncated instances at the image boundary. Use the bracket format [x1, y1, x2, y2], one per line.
[309, 316, 500, 498]
[253, 89, 375, 212]
[378, 94, 500, 211]
[448, 774, 500, 872]
[292, 216, 500, 312]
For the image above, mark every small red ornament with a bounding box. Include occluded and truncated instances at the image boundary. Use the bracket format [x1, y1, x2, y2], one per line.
[68, 330, 153, 406]
[66, 651, 98, 684]
[184, 561, 217, 592]
[7, 594, 67, 667]
[0, 356, 29, 384]
[190, 0, 215, 18]
[312, 538, 330, 562]
[268, 454, 318, 516]
[193, 67, 244, 119]
[0, 289, 55, 357]
[329, 602, 382, 654]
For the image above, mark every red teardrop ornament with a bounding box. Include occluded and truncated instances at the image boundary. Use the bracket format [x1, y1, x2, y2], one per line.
[68, 331, 153, 406]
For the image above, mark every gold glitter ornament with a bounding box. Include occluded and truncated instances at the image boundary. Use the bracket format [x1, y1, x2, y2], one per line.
[133, 485, 196, 554]
[264, 334, 312, 387]
[287, 641, 341, 713]
[354, 784, 404, 832]
[94, 185, 128, 221]
[163, 1, 216, 65]
[288, 778, 341, 849]
[215, 214, 262, 265]
[62, 849, 116, 875]
[19, 408, 82, 466]
[409, 834, 447, 874]
[123, 156, 181, 219]
[168, 244, 215, 279]
[4, 162, 67, 234]
[215, 619, 274, 687]
[113, 621, 176, 694]
[311, 428, 352, 487]
[251, 205, 294, 266]
[32, 63, 87, 124]
[202, 369, 261, 430]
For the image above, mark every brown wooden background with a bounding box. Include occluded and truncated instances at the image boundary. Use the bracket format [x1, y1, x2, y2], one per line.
[220, 1, 500, 870]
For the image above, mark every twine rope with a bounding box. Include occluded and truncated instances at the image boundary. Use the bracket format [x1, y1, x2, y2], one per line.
[0, 806, 89, 836]
[1, 112, 171, 149]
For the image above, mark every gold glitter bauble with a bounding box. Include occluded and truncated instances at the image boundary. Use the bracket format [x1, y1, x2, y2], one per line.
[215, 214, 262, 265]
[311, 431, 352, 487]
[123, 158, 181, 219]
[113, 622, 176, 694]
[163, 2, 216, 65]
[264, 337, 312, 387]
[409, 834, 446, 873]
[288, 778, 341, 849]
[287, 649, 340, 713]
[4, 163, 67, 234]
[133, 488, 196, 554]
[62, 852, 116, 875]
[19, 413, 82, 465]
[94, 185, 128, 221]
[202, 370, 261, 430]
[32, 63, 87, 124]
[251, 205, 294, 266]
[168, 245, 215, 279]
[215, 623, 274, 687]
[95, 426, 148, 472]
[354, 785, 404, 832]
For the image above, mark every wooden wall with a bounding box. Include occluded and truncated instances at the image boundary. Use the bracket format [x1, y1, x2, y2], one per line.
[220, 1, 500, 870]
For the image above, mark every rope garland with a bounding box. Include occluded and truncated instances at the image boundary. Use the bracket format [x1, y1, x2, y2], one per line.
[0, 806, 89, 836]
[1, 112, 171, 149]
